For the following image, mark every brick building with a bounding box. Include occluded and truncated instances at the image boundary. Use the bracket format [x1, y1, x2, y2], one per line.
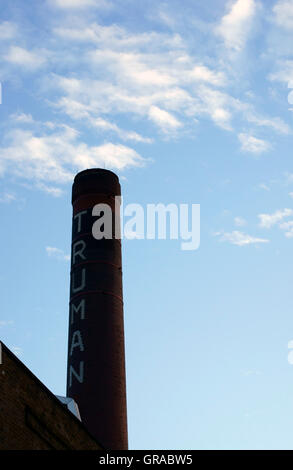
[0, 338, 103, 449]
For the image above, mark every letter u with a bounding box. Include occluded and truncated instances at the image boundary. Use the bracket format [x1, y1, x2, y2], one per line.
[72, 268, 86, 294]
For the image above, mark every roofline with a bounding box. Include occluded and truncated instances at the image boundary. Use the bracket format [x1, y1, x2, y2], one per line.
[0, 340, 105, 450]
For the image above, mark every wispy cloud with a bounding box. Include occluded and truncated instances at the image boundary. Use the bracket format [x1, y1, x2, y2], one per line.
[234, 216, 247, 227]
[148, 106, 182, 134]
[245, 113, 291, 135]
[48, 21, 287, 145]
[187, 65, 226, 86]
[0, 122, 145, 188]
[215, 0, 257, 51]
[46, 246, 70, 261]
[0, 192, 17, 203]
[259, 183, 270, 191]
[48, 0, 111, 9]
[36, 183, 63, 197]
[238, 133, 271, 154]
[10, 112, 34, 124]
[0, 21, 17, 40]
[215, 230, 269, 246]
[279, 220, 293, 237]
[267, 0, 293, 87]
[258, 208, 293, 228]
[273, 0, 293, 31]
[269, 60, 293, 84]
[53, 98, 152, 143]
[0, 3, 290, 191]
[4, 46, 48, 70]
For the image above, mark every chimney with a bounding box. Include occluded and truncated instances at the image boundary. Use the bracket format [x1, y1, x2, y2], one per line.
[66, 168, 128, 450]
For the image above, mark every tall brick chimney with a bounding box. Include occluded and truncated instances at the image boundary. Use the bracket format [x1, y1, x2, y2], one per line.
[66, 168, 128, 450]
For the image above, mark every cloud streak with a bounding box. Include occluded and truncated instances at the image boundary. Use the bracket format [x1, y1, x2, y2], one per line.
[215, 230, 269, 246]
[46, 246, 70, 261]
[238, 133, 271, 154]
[4, 46, 48, 70]
[258, 209, 293, 228]
[273, 0, 293, 31]
[48, 0, 111, 9]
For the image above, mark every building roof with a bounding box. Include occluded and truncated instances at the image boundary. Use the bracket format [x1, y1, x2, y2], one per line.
[0, 341, 103, 450]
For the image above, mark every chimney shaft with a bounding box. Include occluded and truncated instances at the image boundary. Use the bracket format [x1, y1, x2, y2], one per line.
[66, 168, 128, 450]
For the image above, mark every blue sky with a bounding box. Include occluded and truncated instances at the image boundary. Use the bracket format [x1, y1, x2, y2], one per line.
[1, 0, 293, 450]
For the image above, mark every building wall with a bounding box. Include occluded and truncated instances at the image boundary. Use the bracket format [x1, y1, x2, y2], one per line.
[0, 342, 102, 450]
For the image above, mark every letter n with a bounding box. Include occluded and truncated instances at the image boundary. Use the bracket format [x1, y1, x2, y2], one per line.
[69, 361, 84, 387]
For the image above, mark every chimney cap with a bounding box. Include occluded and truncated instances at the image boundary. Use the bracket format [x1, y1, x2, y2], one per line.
[72, 168, 121, 203]
[73, 168, 119, 183]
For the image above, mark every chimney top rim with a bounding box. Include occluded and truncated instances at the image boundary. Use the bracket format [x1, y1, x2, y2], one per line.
[74, 168, 119, 183]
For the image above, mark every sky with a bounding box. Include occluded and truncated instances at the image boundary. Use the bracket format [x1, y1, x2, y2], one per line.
[1, 0, 293, 450]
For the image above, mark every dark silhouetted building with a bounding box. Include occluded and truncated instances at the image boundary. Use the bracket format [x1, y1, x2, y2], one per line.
[0, 341, 102, 450]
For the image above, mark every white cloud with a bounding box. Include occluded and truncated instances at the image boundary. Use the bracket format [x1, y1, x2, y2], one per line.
[48, 0, 110, 8]
[0, 21, 17, 40]
[273, 0, 293, 30]
[215, 230, 269, 246]
[54, 23, 182, 50]
[91, 118, 153, 143]
[234, 216, 247, 227]
[216, 0, 256, 51]
[0, 15, 286, 158]
[148, 106, 182, 133]
[0, 122, 145, 191]
[258, 208, 293, 228]
[279, 220, 293, 237]
[194, 85, 233, 130]
[53, 97, 152, 143]
[87, 49, 177, 89]
[45, 21, 290, 146]
[46, 246, 70, 261]
[212, 108, 232, 130]
[245, 113, 290, 134]
[238, 133, 271, 154]
[51, 26, 231, 133]
[0, 192, 17, 203]
[10, 112, 34, 124]
[37, 183, 64, 197]
[269, 60, 293, 84]
[186, 65, 226, 86]
[259, 183, 270, 191]
[4, 46, 47, 69]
